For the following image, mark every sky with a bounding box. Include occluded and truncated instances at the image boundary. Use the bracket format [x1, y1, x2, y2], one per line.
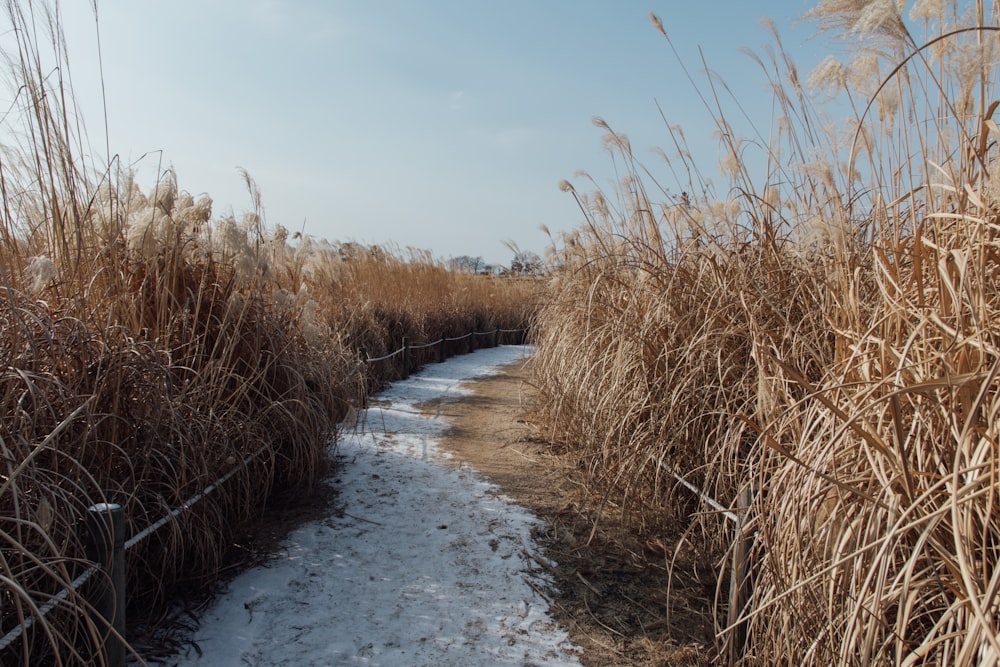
[50, 1, 830, 265]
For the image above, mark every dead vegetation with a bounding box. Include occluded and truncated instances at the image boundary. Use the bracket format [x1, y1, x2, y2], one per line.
[5, 0, 1000, 664]
[0, 2, 537, 664]
[530, 2, 1000, 664]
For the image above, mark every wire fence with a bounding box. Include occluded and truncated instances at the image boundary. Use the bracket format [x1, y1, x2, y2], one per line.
[0, 325, 530, 662]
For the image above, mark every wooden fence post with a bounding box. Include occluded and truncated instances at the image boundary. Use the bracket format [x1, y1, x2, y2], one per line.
[360, 347, 369, 408]
[401, 337, 410, 375]
[438, 337, 446, 363]
[467, 333, 474, 354]
[85, 503, 126, 667]
[493, 327, 500, 347]
[727, 487, 754, 664]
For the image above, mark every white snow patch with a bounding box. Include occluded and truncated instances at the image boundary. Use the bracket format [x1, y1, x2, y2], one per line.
[175, 345, 582, 666]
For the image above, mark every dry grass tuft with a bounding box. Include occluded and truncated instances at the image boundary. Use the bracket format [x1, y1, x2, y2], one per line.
[0, 2, 539, 663]
[531, 1, 1000, 664]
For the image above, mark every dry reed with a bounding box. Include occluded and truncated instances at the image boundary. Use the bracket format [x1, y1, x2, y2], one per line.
[0, 2, 539, 664]
[530, 1, 1000, 664]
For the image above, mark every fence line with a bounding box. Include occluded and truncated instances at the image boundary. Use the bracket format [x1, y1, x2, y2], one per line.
[406, 340, 440, 351]
[655, 459, 755, 664]
[654, 460, 738, 524]
[0, 567, 97, 652]
[0, 439, 275, 655]
[1, 324, 530, 661]
[363, 348, 403, 363]
[363, 328, 528, 368]
[124, 442, 272, 551]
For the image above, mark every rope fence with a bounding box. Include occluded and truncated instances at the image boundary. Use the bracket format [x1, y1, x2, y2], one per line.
[0, 324, 531, 664]
[406, 340, 441, 351]
[0, 567, 97, 653]
[362, 327, 528, 367]
[124, 443, 272, 552]
[654, 460, 739, 524]
[361, 328, 528, 384]
[363, 348, 404, 363]
[0, 440, 275, 658]
[657, 459, 755, 663]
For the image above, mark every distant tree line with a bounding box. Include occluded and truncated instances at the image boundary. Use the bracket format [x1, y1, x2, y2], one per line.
[324, 243, 547, 276]
[448, 251, 545, 276]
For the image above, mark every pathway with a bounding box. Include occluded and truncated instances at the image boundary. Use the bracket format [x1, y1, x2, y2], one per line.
[175, 345, 582, 666]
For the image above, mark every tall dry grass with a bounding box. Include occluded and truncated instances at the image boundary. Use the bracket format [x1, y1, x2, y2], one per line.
[531, 1, 1000, 663]
[0, 2, 539, 664]
[301, 242, 538, 388]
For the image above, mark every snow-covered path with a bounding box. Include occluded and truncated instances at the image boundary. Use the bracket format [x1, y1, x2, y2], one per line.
[176, 345, 581, 666]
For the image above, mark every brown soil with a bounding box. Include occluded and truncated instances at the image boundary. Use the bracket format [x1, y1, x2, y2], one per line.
[420, 357, 717, 666]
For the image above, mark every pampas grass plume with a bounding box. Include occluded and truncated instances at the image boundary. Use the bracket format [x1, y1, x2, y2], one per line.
[25, 255, 56, 293]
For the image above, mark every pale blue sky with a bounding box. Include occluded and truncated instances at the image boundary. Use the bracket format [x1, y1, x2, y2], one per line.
[56, 1, 827, 264]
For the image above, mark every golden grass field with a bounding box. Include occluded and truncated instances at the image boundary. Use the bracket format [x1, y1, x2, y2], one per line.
[0, 4, 539, 662]
[529, 2, 1000, 664]
[4, 0, 1000, 664]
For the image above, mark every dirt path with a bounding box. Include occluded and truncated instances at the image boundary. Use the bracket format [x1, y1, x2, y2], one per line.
[161, 348, 714, 666]
[426, 357, 715, 667]
[172, 347, 583, 666]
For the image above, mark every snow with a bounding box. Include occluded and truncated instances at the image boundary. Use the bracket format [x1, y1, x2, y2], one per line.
[175, 345, 582, 666]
